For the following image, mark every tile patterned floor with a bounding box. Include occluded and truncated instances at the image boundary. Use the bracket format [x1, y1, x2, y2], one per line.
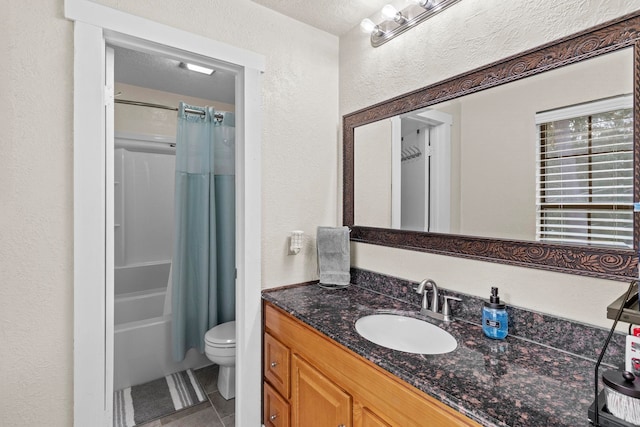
[137, 365, 234, 427]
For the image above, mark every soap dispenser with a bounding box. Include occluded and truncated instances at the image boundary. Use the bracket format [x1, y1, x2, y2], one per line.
[482, 287, 508, 340]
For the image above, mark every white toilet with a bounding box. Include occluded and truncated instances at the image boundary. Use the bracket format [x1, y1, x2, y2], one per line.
[204, 321, 236, 400]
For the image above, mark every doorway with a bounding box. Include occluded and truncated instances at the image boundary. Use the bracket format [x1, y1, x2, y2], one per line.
[111, 43, 235, 411]
[392, 108, 453, 233]
[67, 1, 264, 425]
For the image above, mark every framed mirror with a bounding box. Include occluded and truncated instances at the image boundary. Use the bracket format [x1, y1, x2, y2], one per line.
[343, 12, 640, 281]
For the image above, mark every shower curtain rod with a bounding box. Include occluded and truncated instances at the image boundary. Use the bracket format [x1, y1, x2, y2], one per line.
[115, 99, 224, 120]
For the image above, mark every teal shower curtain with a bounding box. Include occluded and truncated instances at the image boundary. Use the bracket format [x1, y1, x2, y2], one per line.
[172, 102, 236, 362]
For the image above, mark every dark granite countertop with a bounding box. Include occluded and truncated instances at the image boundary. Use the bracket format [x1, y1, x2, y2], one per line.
[262, 283, 601, 427]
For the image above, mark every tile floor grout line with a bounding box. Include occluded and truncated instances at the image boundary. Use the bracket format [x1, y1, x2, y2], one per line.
[207, 392, 225, 425]
[134, 365, 234, 426]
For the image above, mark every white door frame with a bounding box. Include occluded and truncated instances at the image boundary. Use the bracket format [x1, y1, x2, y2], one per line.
[416, 110, 452, 233]
[390, 117, 402, 229]
[65, 1, 264, 425]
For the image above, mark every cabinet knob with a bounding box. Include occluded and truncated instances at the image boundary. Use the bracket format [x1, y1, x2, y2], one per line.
[270, 361, 278, 368]
[338, 425, 345, 427]
[270, 414, 278, 421]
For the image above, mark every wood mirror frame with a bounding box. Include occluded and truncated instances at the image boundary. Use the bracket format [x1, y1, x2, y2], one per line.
[343, 11, 640, 281]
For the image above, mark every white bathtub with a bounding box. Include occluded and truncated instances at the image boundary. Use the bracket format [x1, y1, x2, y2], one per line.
[113, 261, 210, 391]
[115, 261, 172, 296]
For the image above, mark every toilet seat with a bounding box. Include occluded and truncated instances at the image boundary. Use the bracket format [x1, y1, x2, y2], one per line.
[205, 321, 236, 347]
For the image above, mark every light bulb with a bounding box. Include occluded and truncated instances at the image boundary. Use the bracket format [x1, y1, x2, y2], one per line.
[409, 0, 435, 8]
[360, 18, 376, 33]
[381, 4, 399, 21]
[360, 18, 383, 36]
[180, 62, 215, 75]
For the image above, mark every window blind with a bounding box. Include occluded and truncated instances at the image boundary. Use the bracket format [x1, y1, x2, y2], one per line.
[536, 96, 633, 248]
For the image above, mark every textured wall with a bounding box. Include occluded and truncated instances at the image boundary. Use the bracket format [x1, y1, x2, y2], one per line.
[2, 0, 338, 425]
[1, 1, 74, 425]
[340, 0, 640, 114]
[340, 1, 640, 327]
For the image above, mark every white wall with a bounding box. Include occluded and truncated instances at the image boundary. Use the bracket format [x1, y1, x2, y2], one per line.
[340, 0, 640, 328]
[114, 82, 234, 138]
[354, 119, 392, 227]
[1, 1, 338, 425]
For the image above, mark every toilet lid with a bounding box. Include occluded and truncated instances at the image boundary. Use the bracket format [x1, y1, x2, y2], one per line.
[205, 321, 236, 345]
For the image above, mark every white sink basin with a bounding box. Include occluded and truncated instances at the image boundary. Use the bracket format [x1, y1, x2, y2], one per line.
[355, 313, 457, 354]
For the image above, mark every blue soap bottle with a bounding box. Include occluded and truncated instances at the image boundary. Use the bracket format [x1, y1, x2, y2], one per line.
[482, 287, 508, 340]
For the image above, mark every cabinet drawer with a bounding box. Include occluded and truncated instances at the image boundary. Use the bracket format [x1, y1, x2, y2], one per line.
[264, 332, 290, 398]
[264, 382, 290, 427]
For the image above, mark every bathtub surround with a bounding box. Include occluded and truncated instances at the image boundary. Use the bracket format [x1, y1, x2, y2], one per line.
[113, 369, 206, 427]
[114, 137, 175, 268]
[113, 133, 209, 390]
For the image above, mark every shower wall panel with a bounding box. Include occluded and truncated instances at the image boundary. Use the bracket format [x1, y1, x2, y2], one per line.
[114, 135, 175, 268]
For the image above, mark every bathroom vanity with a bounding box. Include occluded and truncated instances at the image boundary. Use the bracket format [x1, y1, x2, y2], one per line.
[262, 280, 609, 427]
[263, 300, 479, 427]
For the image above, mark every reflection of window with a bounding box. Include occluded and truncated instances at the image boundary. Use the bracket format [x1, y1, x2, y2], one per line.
[535, 95, 633, 248]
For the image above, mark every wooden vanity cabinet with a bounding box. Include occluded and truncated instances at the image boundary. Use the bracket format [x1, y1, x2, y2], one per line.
[263, 301, 482, 427]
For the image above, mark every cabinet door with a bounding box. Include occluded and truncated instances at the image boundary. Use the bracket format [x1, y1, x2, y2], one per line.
[291, 355, 352, 427]
[265, 332, 290, 398]
[357, 405, 392, 427]
[264, 382, 290, 427]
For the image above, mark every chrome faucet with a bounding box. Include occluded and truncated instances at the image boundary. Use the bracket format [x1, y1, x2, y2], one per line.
[414, 278, 460, 322]
[415, 278, 439, 314]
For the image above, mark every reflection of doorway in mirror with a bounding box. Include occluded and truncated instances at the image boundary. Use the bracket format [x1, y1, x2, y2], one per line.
[394, 110, 452, 232]
[400, 123, 428, 231]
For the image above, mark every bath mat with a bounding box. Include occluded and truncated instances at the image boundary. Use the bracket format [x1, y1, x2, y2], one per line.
[113, 369, 206, 427]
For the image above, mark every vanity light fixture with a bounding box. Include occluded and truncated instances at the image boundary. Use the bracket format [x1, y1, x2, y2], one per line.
[360, 0, 462, 47]
[179, 62, 215, 75]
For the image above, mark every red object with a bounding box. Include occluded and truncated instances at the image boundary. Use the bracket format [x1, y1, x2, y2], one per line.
[633, 327, 640, 337]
